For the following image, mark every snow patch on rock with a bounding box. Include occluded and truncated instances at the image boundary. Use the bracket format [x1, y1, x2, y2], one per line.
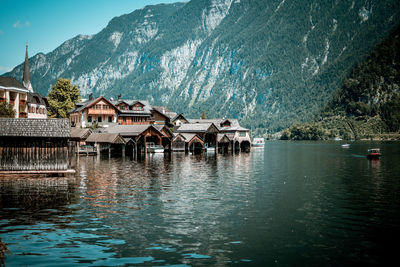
[109, 32, 123, 47]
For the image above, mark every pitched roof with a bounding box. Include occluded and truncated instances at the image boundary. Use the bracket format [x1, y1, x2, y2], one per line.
[0, 118, 70, 138]
[0, 77, 29, 92]
[70, 127, 92, 139]
[104, 124, 162, 137]
[171, 113, 188, 122]
[86, 133, 125, 144]
[188, 119, 249, 131]
[28, 92, 47, 106]
[217, 133, 234, 142]
[152, 106, 171, 113]
[177, 122, 218, 133]
[69, 96, 118, 114]
[111, 99, 152, 114]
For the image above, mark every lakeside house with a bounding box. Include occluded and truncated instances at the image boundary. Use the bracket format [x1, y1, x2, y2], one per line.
[0, 45, 48, 119]
[67, 94, 252, 156]
[0, 77, 29, 118]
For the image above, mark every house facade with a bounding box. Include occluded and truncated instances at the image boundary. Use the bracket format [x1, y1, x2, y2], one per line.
[69, 96, 118, 127]
[0, 45, 47, 119]
[0, 77, 28, 118]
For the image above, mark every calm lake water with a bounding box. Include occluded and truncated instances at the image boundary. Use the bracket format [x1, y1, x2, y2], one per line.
[1, 141, 400, 266]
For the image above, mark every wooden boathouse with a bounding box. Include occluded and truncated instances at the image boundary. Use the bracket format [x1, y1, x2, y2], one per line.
[0, 118, 72, 174]
[171, 133, 204, 153]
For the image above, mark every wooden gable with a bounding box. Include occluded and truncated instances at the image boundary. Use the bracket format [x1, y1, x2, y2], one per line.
[220, 119, 232, 127]
[112, 135, 126, 144]
[172, 134, 186, 142]
[131, 101, 145, 111]
[172, 114, 189, 123]
[87, 96, 119, 111]
[117, 102, 129, 110]
[135, 125, 164, 141]
[205, 123, 219, 134]
[188, 135, 204, 147]
[160, 126, 173, 139]
[218, 134, 231, 143]
[152, 109, 169, 122]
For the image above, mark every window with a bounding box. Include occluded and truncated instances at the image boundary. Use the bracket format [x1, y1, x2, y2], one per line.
[108, 116, 112, 122]
[88, 116, 92, 122]
[98, 116, 102, 123]
[123, 117, 126, 122]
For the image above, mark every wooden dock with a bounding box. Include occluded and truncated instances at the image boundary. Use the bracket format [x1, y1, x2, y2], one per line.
[0, 169, 76, 177]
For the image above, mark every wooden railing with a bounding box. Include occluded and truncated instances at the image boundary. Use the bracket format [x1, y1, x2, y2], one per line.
[87, 108, 115, 115]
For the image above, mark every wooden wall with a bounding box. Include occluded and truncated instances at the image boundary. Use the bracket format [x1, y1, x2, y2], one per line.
[0, 137, 69, 171]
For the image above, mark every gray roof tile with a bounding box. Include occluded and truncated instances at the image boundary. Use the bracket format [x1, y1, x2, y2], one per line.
[0, 118, 70, 138]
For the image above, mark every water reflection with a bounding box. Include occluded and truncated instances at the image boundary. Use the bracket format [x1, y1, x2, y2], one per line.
[0, 177, 78, 227]
[1, 142, 400, 266]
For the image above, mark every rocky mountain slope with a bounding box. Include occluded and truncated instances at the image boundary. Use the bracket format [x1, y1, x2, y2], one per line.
[4, 0, 400, 134]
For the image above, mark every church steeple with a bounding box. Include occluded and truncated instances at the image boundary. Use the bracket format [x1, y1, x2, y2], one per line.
[22, 43, 33, 92]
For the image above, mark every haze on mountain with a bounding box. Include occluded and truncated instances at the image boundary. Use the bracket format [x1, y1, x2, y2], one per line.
[3, 0, 400, 135]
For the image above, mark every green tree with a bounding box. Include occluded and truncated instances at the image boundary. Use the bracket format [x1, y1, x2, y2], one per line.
[0, 102, 16, 118]
[381, 94, 400, 132]
[201, 110, 207, 119]
[47, 78, 81, 118]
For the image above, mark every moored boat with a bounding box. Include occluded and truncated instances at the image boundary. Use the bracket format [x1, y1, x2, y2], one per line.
[341, 144, 350, 148]
[147, 142, 164, 153]
[252, 138, 265, 148]
[367, 148, 381, 159]
[204, 143, 216, 153]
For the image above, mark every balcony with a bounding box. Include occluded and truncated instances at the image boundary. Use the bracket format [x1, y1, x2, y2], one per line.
[87, 108, 115, 115]
[0, 97, 5, 103]
[9, 99, 15, 105]
[19, 99, 27, 105]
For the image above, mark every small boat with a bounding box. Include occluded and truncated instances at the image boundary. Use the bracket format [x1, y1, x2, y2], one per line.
[204, 143, 216, 153]
[252, 138, 265, 148]
[334, 137, 343, 141]
[341, 144, 350, 148]
[147, 142, 164, 153]
[367, 148, 381, 159]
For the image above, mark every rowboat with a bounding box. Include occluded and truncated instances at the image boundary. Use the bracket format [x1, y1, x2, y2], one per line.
[367, 148, 381, 159]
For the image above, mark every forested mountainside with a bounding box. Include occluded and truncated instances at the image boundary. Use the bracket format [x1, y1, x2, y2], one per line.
[281, 24, 400, 140]
[3, 0, 400, 134]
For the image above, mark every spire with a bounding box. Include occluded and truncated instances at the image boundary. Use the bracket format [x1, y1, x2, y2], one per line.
[22, 43, 33, 92]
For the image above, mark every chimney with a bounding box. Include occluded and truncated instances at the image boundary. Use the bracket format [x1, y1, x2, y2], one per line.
[118, 94, 121, 100]
[162, 108, 165, 114]
[89, 93, 93, 100]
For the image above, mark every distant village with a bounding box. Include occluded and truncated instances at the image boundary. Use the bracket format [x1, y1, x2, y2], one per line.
[0, 47, 255, 173]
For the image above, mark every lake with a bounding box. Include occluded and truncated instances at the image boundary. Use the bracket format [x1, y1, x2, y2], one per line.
[1, 141, 400, 266]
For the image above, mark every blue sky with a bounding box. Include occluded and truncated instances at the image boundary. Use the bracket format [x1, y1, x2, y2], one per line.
[0, 0, 180, 74]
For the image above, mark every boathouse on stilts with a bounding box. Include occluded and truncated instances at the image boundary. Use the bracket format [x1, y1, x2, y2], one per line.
[0, 118, 71, 173]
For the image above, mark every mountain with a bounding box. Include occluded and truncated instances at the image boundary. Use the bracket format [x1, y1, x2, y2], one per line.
[3, 0, 400, 134]
[281, 23, 400, 141]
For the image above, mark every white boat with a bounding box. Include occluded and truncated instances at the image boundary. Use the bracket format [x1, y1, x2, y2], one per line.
[204, 143, 216, 153]
[252, 138, 265, 148]
[341, 144, 350, 148]
[147, 142, 164, 153]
